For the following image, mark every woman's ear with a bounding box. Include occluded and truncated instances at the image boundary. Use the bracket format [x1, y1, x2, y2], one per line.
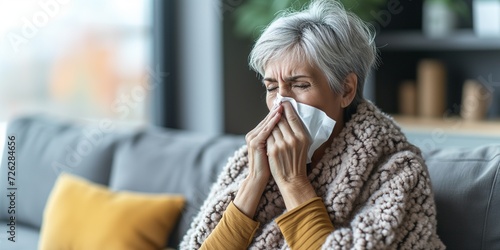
[341, 73, 358, 108]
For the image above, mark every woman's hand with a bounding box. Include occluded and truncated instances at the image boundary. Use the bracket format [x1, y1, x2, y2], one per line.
[267, 102, 318, 210]
[233, 104, 283, 218]
[245, 104, 283, 184]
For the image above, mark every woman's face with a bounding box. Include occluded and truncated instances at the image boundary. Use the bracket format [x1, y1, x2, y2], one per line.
[263, 58, 344, 124]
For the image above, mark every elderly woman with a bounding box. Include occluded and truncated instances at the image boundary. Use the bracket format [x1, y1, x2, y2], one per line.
[181, 0, 444, 249]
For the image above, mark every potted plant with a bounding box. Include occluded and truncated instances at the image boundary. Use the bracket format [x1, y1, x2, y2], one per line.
[232, 0, 389, 39]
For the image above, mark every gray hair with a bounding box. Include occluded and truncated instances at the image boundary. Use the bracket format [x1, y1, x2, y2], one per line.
[249, 0, 377, 112]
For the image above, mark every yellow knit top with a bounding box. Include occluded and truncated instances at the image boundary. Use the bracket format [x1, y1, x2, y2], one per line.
[200, 197, 334, 249]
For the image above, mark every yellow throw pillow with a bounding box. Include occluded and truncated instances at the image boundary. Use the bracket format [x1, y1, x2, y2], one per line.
[38, 173, 185, 250]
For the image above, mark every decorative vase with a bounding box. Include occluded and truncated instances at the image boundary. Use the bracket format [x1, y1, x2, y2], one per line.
[422, 0, 458, 37]
[399, 80, 417, 116]
[417, 59, 447, 118]
[461, 80, 492, 120]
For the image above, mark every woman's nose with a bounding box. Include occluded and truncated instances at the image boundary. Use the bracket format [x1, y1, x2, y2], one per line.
[278, 84, 292, 97]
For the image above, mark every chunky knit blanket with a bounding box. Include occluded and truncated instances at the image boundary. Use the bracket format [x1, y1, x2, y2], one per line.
[180, 101, 445, 249]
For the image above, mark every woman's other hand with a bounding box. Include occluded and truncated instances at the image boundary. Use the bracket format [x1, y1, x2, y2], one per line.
[233, 104, 282, 218]
[267, 102, 317, 210]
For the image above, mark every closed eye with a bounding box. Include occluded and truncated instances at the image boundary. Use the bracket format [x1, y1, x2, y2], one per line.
[292, 83, 310, 89]
[263, 80, 278, 92]
[266, 86, 278, 92]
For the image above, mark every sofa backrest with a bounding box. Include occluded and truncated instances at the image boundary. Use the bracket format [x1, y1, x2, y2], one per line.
[0, 116, 245, 248]
[0, 115, 124, 230]
[424, 145, 500, 250]
[108, 126, 244, 247]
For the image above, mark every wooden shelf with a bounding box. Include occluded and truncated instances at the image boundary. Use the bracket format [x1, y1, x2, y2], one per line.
[393, 115, 500, 136]
[376, 30, 500, 51]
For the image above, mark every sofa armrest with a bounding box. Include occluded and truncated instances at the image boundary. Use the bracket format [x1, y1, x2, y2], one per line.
[425, 144, 500, 250]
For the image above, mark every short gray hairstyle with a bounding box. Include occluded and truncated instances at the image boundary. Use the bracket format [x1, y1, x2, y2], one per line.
[249, 0, 377, 112]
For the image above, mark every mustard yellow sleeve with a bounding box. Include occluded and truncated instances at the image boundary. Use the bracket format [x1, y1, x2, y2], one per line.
[200, 201, 260, 250]
[275, 197, 334, 250]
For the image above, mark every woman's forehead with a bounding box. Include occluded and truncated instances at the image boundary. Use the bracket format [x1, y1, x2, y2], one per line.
[264, 58, 317, 77]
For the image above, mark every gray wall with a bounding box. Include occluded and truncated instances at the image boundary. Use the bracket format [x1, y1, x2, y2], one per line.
[177, 0, 223, 135]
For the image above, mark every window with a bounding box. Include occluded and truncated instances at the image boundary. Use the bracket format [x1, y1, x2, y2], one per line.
[0, 0, 153, 123]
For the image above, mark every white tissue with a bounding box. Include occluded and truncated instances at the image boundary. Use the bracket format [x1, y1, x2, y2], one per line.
[273, 93, 336, 163]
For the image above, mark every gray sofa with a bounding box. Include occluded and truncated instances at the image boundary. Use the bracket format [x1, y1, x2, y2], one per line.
[0, 115, 499, 249]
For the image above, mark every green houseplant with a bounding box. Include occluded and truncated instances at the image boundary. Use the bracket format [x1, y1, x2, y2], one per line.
[232, 0, 388, 39]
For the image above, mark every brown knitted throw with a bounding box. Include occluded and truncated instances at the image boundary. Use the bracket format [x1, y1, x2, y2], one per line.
[181, 101, 445, 249]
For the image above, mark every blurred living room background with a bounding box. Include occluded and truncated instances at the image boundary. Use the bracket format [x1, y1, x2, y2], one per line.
[1, 0, 499, 136]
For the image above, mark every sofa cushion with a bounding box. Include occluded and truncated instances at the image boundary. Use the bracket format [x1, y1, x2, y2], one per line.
[0, 115, 125, 229]
[38, 173, 185, 250]
[109, 127, 244, 247]
[425, 144, 500, 250]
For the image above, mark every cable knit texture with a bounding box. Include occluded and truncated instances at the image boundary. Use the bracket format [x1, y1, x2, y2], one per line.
[180, 101, 445, 249]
